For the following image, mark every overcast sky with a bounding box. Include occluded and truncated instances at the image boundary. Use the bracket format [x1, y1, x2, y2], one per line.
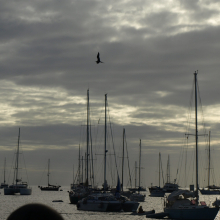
[1, 0, 220, 189]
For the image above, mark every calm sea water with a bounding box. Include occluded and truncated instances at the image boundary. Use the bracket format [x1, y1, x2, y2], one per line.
[0, 186, 220, 220]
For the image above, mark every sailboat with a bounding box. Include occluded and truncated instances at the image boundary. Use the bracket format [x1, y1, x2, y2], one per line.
[77, 94, 121, 212]
[4, 128, 32, 195]
[128, 161, 138, 192]
[69, 90, 94, 204]
[162, 155, 179, 193]
[0, 158, 8, 189]
[38, 159, 61, 191]
[114, 175, 139, 212]
[130, 139, 146, 202]
[163, 72, 219, 219]
[69, 145, 91, 204]
[200, 131, 220, 195]
[116, 128, 133, 198]
[149, 152, 165, 197]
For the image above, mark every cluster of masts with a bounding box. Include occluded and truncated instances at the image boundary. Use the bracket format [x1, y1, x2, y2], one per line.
[1, 72, 220, 219]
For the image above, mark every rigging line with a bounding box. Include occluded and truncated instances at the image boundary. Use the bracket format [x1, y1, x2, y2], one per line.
[7, 148, 16, 184]
[96, 158, 104, 187]
[126, 163, 135, 187]
[197, 81, 207, 136]
[176, 78, 194, 185]
[192, 148, 195, 184]
[90, 127, 95, 186]
[22, 149, 30, 185]
[88, 105, 95, 187]
[125, 131, 132, 188]
[175, 134, 185, 185]
[107, 149, 115, 187]
[178, 77, 195, 186]
[38, 162, 48, 186]
[73, 167, 79, 185]
[178, 137, 185, 187]
[181, 138, 188, 187]
[185, 136, 189, 187]
[185, 137, 194, 185]
[93, 101, 105, 162]
[183, 136, 189, 186]
[105, 128, 114, 186]
[185, 144, 193, 185]
[107, 108, 119, 177]
[89, 124, 95, 187]
[185, 78, 195, 135]
[19, 138, 29, 184]
[196, 89, 209, 187]
[210, 156, 217, 185]
[154, 154, 159, 187]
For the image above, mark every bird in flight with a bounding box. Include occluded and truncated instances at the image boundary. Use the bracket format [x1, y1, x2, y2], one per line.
[96, 52, 104, 64]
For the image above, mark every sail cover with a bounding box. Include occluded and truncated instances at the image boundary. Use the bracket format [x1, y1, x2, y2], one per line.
[167, 190, 196, 202]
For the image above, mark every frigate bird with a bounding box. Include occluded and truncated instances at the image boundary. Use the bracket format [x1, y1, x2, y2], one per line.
[96, 52, 104, 64]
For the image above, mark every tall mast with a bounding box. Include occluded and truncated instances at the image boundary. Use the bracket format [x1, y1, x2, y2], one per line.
[208, 131, 211, 188]
[73, 164, 74, 185]
[159, 152, 161, 188]
[15, 128, 20, 186]
[86, 89, 89, 184]
[104, 94, 107, 192]
[85, 152, 86, 181]
[82, 156, 83, 184]
[139, 139, 141, 191]
[194, 71, 199, 204]
[135, 161, 137, 188]
[4, 157, 6, 184]
[167, 155, 170, 183]
[78, 145, 81, 184]
[47, 159, 50, 186]
[122, 128, 125, 192]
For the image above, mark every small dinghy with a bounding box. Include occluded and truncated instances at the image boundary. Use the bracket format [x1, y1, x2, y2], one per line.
[52, 200, 63, 202]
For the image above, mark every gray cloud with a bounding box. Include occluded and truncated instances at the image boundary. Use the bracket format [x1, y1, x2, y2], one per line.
[0, 0, 220, 188]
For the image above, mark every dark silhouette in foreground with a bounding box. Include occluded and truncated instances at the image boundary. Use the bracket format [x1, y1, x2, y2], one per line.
[7, 203, 64, 220]
[96, 52, 104, 64]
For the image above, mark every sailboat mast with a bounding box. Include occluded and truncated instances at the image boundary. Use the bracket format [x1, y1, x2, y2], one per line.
[135, 161, 137, 188]
[122, 128, 125, 192]
[159, 152, 161, 188]
[73, 164, 74, 185]
[86, 89, 89, 184]
[4, 157, 6, 184]
[78, 145, 81, 184]
[47, 159, 50, 186]
[15, 128, 20, 186]
[139, 139, 141, 191]
[104, 94, 107, 192]
[166, 155, 170, 183]
[194, 71, 199, 203]
[208, 131, 211, 187]
[82, 156, 83, 184]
